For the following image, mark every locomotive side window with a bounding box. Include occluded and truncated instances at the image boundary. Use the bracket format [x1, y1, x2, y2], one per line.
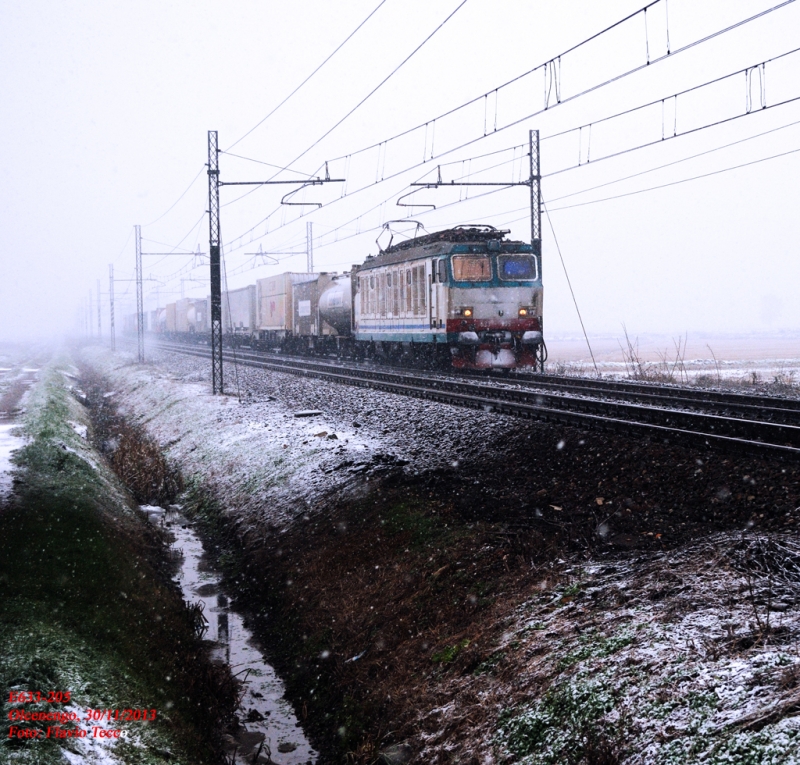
[412, 265, 426, 315]
[452, 256, 491, 281]
[498, 255, 538, 281]
[437, 259, 447, 283]
[406, 269, 412, 313]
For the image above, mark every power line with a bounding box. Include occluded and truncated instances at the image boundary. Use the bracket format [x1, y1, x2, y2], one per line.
[322, 0, 664, 166]
[222, 0, 795, 254]
[303, 119, 800, 268]
[213, 94, 800, 279]
[219, 151, 317, 177]
[546, 115, 800, 204]
[545, 145, 800, 211]
[320, 0, 794, 169]
[142, 165, 206, 228]
[263, 0, 469, 181]
[222, 0, 662, 248]
[225, 0, 391, 152]
[541, 45, 800, 177]
[543, 198, 599, 376]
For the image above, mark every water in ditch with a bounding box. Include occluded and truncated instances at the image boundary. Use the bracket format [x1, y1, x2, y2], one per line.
[143, 505, 316, 765]
[0, 422, 25, 501]
[0, 368, 38, 502]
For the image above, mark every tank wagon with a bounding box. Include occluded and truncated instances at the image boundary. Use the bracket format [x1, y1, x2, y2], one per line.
[136, 224, 545, 370]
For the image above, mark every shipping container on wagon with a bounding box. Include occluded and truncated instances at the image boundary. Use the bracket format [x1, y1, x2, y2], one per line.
[256, 273, 318, 337]
[222, 284, 257, 334]
[188, 297, 208, 332]
[165, 302, 178, 333]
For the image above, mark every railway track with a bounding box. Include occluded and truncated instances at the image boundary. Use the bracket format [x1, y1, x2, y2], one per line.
[156, 341, 800, 457]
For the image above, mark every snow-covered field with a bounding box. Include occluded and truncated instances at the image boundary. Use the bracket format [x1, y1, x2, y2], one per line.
[81, 342, 800, 764]
[547, 332, 800, 388]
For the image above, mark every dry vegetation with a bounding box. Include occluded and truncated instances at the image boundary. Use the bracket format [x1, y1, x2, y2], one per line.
[82, 347, 800, 763]
[1, 360, 237, 765]
[182, 428, 800, 763]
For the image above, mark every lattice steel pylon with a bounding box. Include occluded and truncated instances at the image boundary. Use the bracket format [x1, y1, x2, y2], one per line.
[529, 129, 541, 261]
[529, 129, 545, 373]
[135, 225, 145, 362]
[207, 131, 223, 394]
[109, 264, 115, 352]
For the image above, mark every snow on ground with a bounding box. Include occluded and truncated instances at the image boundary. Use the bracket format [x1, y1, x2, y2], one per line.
[83, 342, 800, 763]
[0, 358, 39, 501]
[415, 533, 800, 764]
[83, 345, 536, 531]
[0, 422, 25, 501]
[546, 332, 800, 390]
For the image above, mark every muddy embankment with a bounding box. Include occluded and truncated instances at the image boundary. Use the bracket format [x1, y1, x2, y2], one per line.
[0, 354, 237, 765]
[84, 346, 800, 765]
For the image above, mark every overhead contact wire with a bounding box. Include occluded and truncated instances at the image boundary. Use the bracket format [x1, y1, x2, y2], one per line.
[225, 0, 391, 151]
[262, 0, 469, 181]
[224, 0, 795, 252]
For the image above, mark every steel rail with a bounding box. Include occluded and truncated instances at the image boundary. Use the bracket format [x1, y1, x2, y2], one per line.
[460, 370, 800, 424]
[164, 342, 800, 424]
[156, 342, 800, 457]
[507, 369, 800, 407]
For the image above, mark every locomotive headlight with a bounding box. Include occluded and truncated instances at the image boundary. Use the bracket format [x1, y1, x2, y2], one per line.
[462, 307, 473, 318]
[518, 308, 528, 317]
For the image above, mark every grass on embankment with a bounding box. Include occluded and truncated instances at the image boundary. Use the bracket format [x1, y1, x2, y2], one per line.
[0, 355, 235, 765]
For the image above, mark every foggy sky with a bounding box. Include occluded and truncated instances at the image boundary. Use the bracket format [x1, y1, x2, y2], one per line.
[2, 0, 799, 342]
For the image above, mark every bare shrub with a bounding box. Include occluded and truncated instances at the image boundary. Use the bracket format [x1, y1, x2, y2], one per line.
[110, 421, 182, 505]
[620, 326, 689, 383]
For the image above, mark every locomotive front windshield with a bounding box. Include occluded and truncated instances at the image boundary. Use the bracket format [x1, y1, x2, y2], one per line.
[498, 254, 538, 281]
[452, 255, 491, 281]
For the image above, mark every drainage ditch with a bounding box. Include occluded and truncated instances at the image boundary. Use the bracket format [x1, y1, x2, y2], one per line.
[81, 368, 316, 765]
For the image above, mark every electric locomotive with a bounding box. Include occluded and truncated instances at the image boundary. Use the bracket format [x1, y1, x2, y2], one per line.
[351, 224, 544, 369]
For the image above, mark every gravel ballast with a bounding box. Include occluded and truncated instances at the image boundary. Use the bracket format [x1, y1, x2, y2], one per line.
[81, 343, 800, 764]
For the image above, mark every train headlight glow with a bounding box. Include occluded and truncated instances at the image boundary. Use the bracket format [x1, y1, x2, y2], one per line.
[518, 308, 528, 317]
[462, 308, 473, 317]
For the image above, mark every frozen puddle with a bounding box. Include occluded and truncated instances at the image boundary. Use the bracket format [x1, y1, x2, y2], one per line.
[0, 422, 25, 501]
[143, 505, 316, 765]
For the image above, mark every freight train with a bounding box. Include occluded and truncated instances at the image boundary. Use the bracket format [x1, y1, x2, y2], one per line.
[135, 225, 546, 370]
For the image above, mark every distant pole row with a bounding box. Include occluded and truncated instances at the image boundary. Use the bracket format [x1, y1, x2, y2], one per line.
[105, 129, 538, 386]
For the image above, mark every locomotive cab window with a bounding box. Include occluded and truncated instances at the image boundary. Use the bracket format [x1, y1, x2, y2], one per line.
[452, 255, 491, 281]
[437, 259, 447, 283]
[498, 255, 538, 281]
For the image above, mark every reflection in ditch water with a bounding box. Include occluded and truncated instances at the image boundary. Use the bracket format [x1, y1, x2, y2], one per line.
[143, 505, 316, 765]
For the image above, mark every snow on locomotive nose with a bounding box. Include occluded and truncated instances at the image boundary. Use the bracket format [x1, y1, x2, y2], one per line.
[352, 224, 544, 369]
